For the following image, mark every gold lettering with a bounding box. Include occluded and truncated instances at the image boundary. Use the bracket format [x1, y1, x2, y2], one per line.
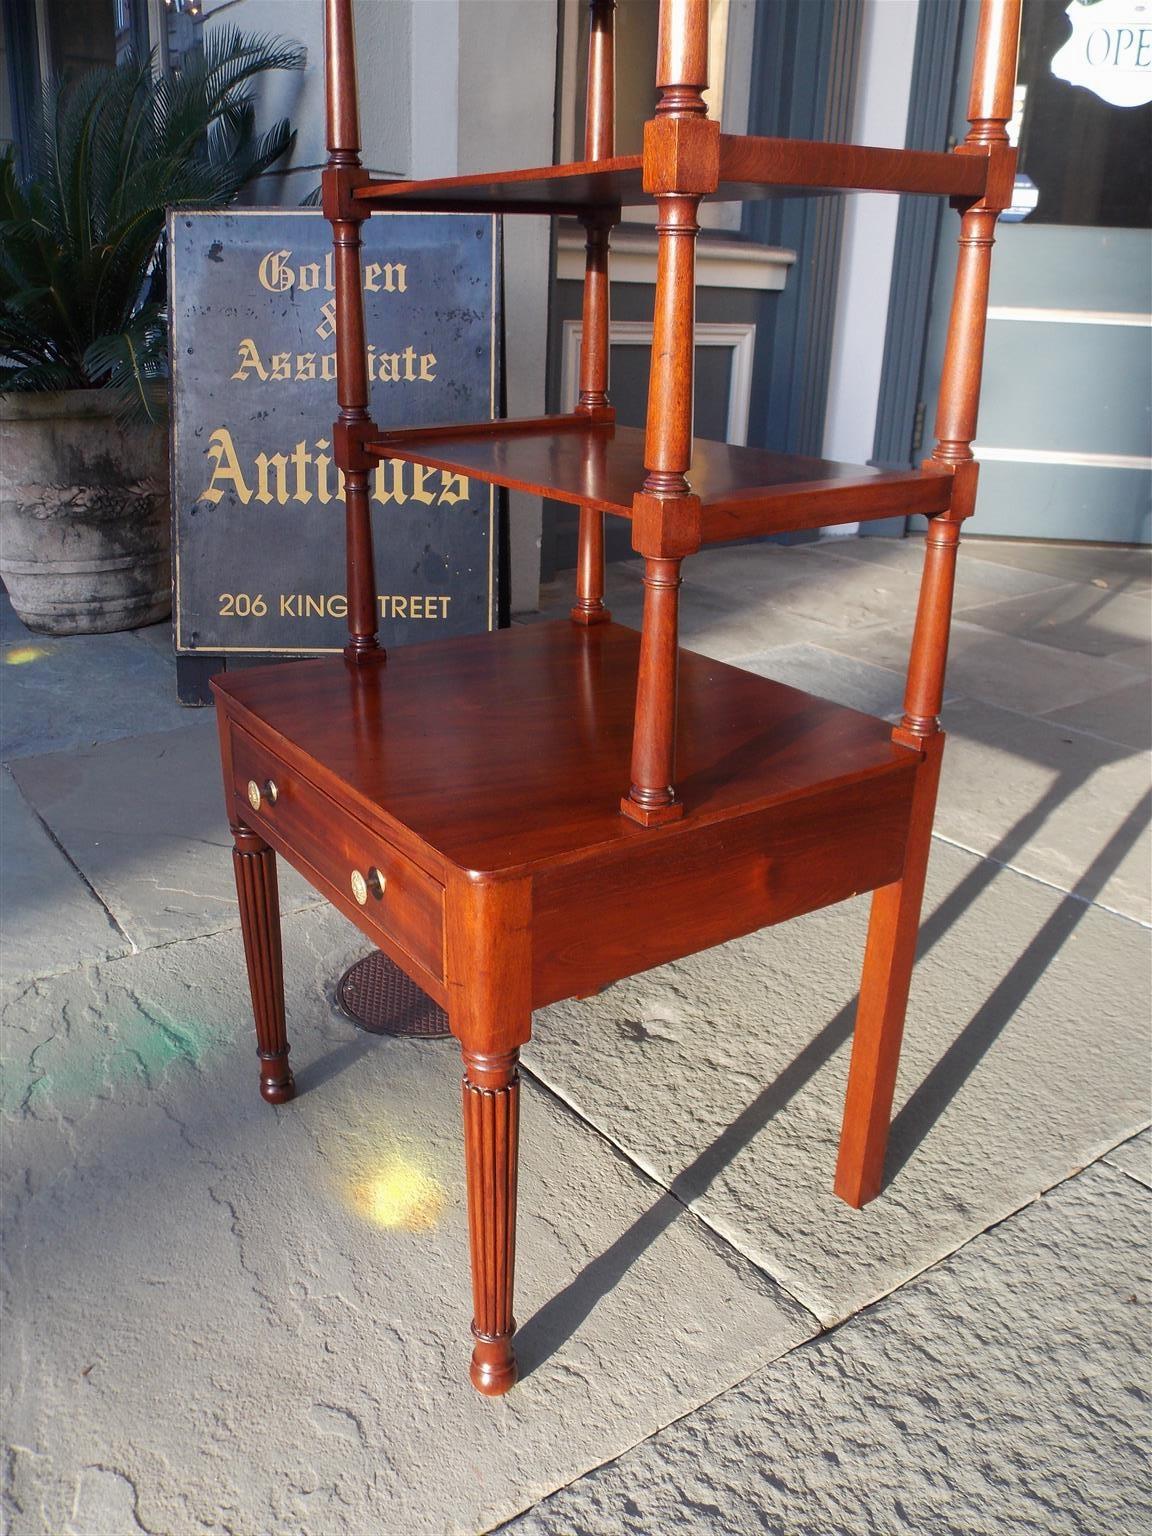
[330, 593, 347, 618]
[257, 250, 294, 292]
[199, 428, 252, 504]
[296, 260, 322, 292]
[280, 594, 298, 616]
[412, 464, 437, 505]
[254, 451, 290, 505]
[231, 338, 268, 382]
[290, 441, 313, 504]
[315, 439, 335, 505]
[232, 341, 434, 384]
[374, 459, 407, 505]
[439, 472, 469, 505]
[316, 298, 335, 342]
[198, 438, 472, 511]
[363, 261, 408, 294]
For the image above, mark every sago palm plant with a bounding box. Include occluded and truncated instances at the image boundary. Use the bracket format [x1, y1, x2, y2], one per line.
[0, 27, 305, 422]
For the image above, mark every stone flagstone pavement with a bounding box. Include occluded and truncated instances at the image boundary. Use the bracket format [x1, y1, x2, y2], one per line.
[1, 534, 1149, 1535]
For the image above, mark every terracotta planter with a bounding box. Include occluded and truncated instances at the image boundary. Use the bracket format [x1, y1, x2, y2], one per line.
[0, 390, 171, 635]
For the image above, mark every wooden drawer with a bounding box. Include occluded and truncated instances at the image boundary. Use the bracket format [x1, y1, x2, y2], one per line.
[230, 724, 445, 981]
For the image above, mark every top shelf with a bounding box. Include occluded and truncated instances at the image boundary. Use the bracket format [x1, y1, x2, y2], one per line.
[355, 133, 988, 216]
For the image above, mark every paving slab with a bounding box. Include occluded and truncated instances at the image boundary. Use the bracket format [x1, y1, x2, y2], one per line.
[819, 617, 1142, 717]
[1039, 675, 1152, 752]
[608, 583, 821, 662]
[0, 597, 195, 760]
[801, 532, 1081, 602]
[505, 1161, 1151, 1536]
[954, 583, 1152, 666]
[526, 838, 1151, 1325]
[0, 770, 130, 980]
[1104, 1127, 1152, 1189]
[725, 642, 912, 719]
[959, 536, 1152, 593]
[0, 905, 814, 1536]
[748, 545, 1074, 632]
[8, 724, 318, 952]
[933, 696, 1151, 922]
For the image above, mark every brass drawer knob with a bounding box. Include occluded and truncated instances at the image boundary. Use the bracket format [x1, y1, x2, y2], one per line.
[351, 866, 385, 905]
[246, 778, 278, 811]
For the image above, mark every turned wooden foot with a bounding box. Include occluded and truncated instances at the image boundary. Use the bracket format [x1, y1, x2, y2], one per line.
[462, 1047, 520, 1395]
[231, 823, 295, 1105]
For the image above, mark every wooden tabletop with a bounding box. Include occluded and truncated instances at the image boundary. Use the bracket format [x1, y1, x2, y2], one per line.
[215, 621, 918, 876]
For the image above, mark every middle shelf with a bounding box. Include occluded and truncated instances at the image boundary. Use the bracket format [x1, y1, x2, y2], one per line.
[365, 417, 954, 541]
[353, 134, 989, 216]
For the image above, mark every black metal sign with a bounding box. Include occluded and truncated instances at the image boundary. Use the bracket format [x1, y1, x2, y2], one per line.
[169, 209, 499, 676]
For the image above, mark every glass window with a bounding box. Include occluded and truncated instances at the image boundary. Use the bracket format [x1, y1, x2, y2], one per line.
[1014, 0, 1152, 229]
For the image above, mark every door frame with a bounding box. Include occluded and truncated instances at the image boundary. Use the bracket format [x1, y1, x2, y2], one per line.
[867, 0, 967, 536]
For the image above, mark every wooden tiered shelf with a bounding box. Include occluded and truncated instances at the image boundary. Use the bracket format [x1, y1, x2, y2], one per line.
[354, 134, 989, 215]
[366, 416, 954, 540]
[213, 0, 1023, 1399]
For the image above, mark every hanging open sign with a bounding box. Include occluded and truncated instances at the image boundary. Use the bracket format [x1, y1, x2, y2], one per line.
[1051, 0, 1152, 107]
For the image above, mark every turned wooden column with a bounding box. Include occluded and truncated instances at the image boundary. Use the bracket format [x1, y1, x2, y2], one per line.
[622, 0, 715, 826]
[572, 0, 617, 628]
[835, 0, 1021, 1210]
[898, 0, 1020, 743]
[323, 0, 381, 665]
[231, 823, 294, 1105]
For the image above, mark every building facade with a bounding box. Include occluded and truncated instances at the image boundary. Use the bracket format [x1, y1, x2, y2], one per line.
[3, 0, 1148, 613]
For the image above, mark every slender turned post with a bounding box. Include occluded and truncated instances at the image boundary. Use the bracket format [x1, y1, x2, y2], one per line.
[323, 0, 381, 664]
[835, 0, 1021, 1210]
[622, 0, 715, 827]
[900, 0, 1020, 740]
[231, 824, 294, 1105]
[572, 0, 617, 627]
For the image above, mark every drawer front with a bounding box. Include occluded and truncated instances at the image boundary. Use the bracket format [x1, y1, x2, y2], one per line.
[231, 725, 445, 980]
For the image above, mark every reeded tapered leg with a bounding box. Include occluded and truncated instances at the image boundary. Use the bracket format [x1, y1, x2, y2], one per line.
[231, 822, 294, 1105]
[461, 1047, 520, 1395]
[834, 737, 944, 1207]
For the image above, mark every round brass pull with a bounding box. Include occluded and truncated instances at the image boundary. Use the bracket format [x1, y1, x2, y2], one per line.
[351, 866, 385, 905]
[246, 778, 278, 811]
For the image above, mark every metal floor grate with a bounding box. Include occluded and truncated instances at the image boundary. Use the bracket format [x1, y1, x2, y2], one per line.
[336, 951, 451, 1038]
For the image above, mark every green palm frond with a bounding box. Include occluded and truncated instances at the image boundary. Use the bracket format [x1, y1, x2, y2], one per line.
[0, 28, 304, 420]
[83, 304, 168, 425]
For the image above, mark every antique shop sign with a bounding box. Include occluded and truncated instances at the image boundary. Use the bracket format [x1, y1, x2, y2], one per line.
[169, 210, 499, 654]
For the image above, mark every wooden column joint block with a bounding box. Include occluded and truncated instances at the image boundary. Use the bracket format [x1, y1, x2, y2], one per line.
[642, 113, 720, 197]
[321, 164, 371, 224]
[630, 490, 701, 560]
[331, 416, 379, 473]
